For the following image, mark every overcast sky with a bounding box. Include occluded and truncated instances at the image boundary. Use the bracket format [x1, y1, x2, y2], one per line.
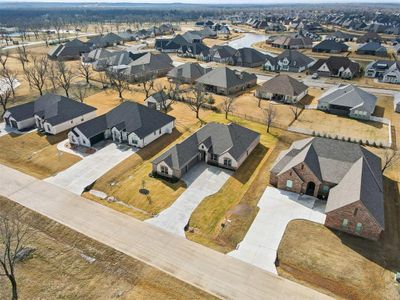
[0, 0, 395, 3]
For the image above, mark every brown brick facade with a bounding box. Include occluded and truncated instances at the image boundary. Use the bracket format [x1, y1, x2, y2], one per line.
[325, 201, 383, 241]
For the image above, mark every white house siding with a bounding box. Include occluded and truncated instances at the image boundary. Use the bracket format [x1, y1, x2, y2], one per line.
[43, 111, 97, 135]
[154, 161, 174, 178]
[235, 136, 260, 168]
[68, 127, 92, 147]
[139, 120, 175, 147]
[4, 111, 36, 130]
[218, 152, 238, 169]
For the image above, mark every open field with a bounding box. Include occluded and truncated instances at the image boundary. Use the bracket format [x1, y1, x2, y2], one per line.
[0, 196, 215, 300]
[0, 132, 81, 179]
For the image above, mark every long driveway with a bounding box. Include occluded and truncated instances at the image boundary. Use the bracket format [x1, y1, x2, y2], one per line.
[0, 164, 330, 300]
[146, 163, 232, 236]
[45, 142, 137, 195]
[229, 187, 326, 274]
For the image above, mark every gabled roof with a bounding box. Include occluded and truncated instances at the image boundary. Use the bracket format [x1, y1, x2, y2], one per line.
[257, 74, 308, 97]
[357, 42, 387, 53]
[167, 62, 211, 81]
[152, 122, 260, 170]
[48, 39, 91, 58]
[357, 32, 382, 43]
[8, 93, 96, 126]
[123, 52, 173, 76]
[272, 34, 313, 47]
[318, 84, 377, 113]
[195, 67, 256, 89]
[310, 56, 360, 74]
[271, 137, 384, 228]
[268, 49, 314, 68]
[313, 40, 349, 52]
[232, 47, 266, 64]
[209, 45, 237, 59]
[74, 101, 175, 139]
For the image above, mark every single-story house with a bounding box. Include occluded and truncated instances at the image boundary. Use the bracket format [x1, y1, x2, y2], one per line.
[152, 122, 260, 179]
[167, 62, 211, 83]
[228, 47, 266, 67]
[87, 32, 124, 48]
[270, 34, 313, 49]
[206, 45, 237, 63]
[48, 39, 91, 61]
[312, 40, 349, 53]
[4, 93, 97, 135]
[270, 137, 384, 241]
[365, 60, 400, 84]
[317, 84, 377, 120]
[356, 42, 388, 57]
[325, 31, 355, 42]
[255, 74, 308, 103]
[357, 32, 382, 44]
[144, 90, 171, 111]
[195, 67, 257, 95]
[82, 48, 113, 63]
[264, 49, 315, 73]
[309, 56, 360, 79]
[68, 101, 175, 148]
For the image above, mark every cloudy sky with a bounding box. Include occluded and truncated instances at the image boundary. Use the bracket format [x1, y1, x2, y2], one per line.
[0, 0, 393, 3]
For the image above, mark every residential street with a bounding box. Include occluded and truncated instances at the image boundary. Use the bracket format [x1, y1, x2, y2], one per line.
[0, 164, 330, 300]
[146, 163, 232, 236]
[45, 142, 137, 194]
[229, 187, 326, 274]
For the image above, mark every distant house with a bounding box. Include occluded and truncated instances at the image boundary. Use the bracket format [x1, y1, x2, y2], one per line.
[68, 101, 175, 148]
[195, 67, 257, 95]
[309, 56, 360, 79]
[356, 42, 388, 57]
[365, 60, 400, 84]
[256, 74, 308, 103]
[270, 33, 313, 49]
[357, 32, 382, 44]
[155, 33, 208, 55]
[228, 47, 266, 67]
[152, 122, 260, 179]
[144, 90, 171, 111]
[4, 94, 97, 135]
[270, 137, 384, 241]
[312, 40, 349, 53]
[48, 39, 91, 61]
[264, 49, 315, 73]
[207, 45, 237, 63]
[87, 32, 123, 48]
[167, 62, 211, 84]
[178, 43, 210, 59]
[325, 31, 354, 42]
[82, 48, 114, 63]
[317, 84, 377, 120]
[394, 93, 400, 113]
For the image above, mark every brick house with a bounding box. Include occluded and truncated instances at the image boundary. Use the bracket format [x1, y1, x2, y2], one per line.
[270, 137, 384, 240]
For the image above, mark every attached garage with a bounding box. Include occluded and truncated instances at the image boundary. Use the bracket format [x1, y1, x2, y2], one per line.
[4, 117, 11, 126]
[89, 132, 105, 146]
[329, 104, 350, 116]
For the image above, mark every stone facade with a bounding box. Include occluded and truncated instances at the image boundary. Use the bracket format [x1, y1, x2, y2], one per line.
[325, 201, 383, 241]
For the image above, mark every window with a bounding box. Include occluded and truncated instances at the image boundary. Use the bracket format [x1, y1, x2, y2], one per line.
[301, 164, 304, 170]
[286, 180, 293, 188]
[131, 139, 138, 145]
[353, 208, 358, 217]
[355, 223, 363, 233]
[211, 154, 218, 161]
[342, 219, 348, 228]
[223, 158, 232, 167]
[160, 165, 168, 175]
[159, 129, 161, 134]
[322, 185, 330, 193]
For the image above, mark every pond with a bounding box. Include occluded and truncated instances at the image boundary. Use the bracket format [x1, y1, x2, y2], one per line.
[224, 33, 275, 56]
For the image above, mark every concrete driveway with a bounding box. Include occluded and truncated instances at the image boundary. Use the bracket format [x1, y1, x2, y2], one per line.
[146, 162, 232, 236]
[0, 122, 27, 137]
[229, 187, 326, 274]
[45, 142, 137, 195]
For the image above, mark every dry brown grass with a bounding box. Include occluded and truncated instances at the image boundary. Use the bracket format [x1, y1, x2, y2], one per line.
[0, 131, 81, 179]
[0, 196, 215, 300]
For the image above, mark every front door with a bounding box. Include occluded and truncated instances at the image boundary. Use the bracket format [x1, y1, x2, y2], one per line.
[199, 150, 206, 161]
[305, 182, 316, 196]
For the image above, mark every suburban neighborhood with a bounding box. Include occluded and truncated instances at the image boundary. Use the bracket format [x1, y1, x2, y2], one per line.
[0, 2, 400, 300]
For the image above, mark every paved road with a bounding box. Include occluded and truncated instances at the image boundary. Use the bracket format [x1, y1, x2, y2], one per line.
[0, 164, 330, 300]
[146, 163, 232, 236]
[229, 187, 326, 274]
[45, 142, 137, 195]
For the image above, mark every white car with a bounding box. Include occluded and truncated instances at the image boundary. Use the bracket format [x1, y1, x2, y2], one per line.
[311, 73, 319, 79]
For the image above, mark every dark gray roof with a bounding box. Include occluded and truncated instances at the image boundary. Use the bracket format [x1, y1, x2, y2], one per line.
[267, 49, 314, 69]
[271, 137, 384, 228]
[357, 42, 387, 53]
[318, 84, 377, 113]
[232, 47, 266, 65]
[48, 39, 91, 58]
[152, 122, 260, 170]
[196, 67, 257, 89]
[146, 90, 168, 103]
[313, 40, 349, 52]
[167, 62, 211, 81]
[209, 45, 237, 59]
[258, 74, 308, 97]
[310, 56, 360, 75]
[8, 93, 96, 126]
[123, 52, 173, 76]
[74, 101, 175, 139]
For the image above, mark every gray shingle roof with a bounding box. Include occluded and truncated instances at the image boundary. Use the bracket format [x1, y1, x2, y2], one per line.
[167, 62, 211, 82]
[313, 40, 349, 52]
[257, 74, 308, 97]
[195, 67, 256, 89]
[310, 56, 360, 75]
[74, 101, 175, 139]
[232, 47, 266, 65]
[152, 122, 260, 170]
[271, 137, 384, 228]
[267, 49, 314, 69]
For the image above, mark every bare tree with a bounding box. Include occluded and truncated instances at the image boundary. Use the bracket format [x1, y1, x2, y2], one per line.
[54, 61, 75, 97]
[222, 95, 236, 119]
[1, 67, 18, 100]
[0, 211, 31, 300]
[25, 56, 48, 96]
[289, 104, 303, 121]
[142, 74, 155, 98]
[167, 80, 181, 101]
[263, 102, 277, 133]
[16, 46, 29, 72]
[187, 84, 207, 119]
[0, 51, 9, 69]
[107, 71, 129, 100]
[73, 84, 89, 103]
[255, 92, 263, 108]
[153, 84, 174, 113]
[0, 88, 12, 116]
[47, 62, 58, 92]
[382, 149, 400, 172]
[78, 63, 92, 85]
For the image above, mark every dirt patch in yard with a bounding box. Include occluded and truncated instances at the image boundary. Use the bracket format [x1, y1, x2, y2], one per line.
[0, 131, 81, 179]
[0, 196, 216, 300]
